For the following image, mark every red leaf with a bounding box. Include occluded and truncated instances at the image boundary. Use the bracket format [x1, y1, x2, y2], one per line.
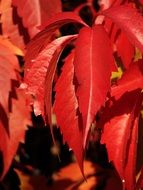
[101, 5, 143, 52]
[116, 31, 135, 69]
[74, 25, 114, 146]
[101, 90, 143, 189]
[25, 12, 87, 76]
[103, 19, 134, 70]
[0, 88, 31, 179]
[111, 60, 143, 99]
[103, 18, 117, 43]
[39, 12, 87, 30]
[39, 0, 62, 26]
[12, 0, 41, 38]
[124, 113, 139, 190]
[23, 35, 77, 120]
[54, 52, 83, 172]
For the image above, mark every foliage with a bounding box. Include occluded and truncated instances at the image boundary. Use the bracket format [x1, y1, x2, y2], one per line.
[0, 0, 143, 189]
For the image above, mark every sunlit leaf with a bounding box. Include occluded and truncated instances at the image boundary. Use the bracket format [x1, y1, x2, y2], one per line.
[102, 5, 143, 53]
[74, 25, 114, 146]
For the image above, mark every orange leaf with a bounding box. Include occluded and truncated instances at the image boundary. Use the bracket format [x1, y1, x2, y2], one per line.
[0, 43, 19, 115]
[15, 161, 122, 189]
[0, 36, 23, 56]
[0, 88, 31, 179]
[0, 0, 25, 50]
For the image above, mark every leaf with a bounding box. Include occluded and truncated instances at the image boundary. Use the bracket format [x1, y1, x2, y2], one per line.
[124, 112, 139, 190]
[0, 0, 25, 50]
[116, 31, 135, 69]
[53, 156, 121, 189]
[16, 161, 106, 190]
[54, 161, 103, 190]
[39, 0, 62, 26]
[74, 25, 114, 146]
[0, 88, 31, 179]
[134, 48, 142, 62]
[139, 0, 143, 4]
[25, 35, 79, 171]
[25, 12, 87, 76]
[101, 90, 143, 189]
[23, 35, 77, 120]
[15, 168, 48, 190]
[111, 60, 143, 99]
[12, 0, 62, 37]
[102, 13, 133, 58]
[111, 67, 123, 80]
[0, 36, 23, 56]
[12, 0, 41, 38]
[53, 52, 83, 171]
[39, 12, 87, 30]
[101, 5, 143, 53]
[0, 44, 19, 115]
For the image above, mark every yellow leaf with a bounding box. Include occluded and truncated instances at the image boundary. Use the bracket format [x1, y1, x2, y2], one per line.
[134, 48, 142, 62]
[111, 67, 123, 80]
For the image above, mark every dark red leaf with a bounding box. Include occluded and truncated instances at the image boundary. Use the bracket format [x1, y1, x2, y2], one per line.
[124, 113, 139, 190]
[74, 25, 114, 147]
[101, 90, 143, 189]
[101, 5, 143, 52]
[139, 0, 143, 4]
[54, 52, 83, 172]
